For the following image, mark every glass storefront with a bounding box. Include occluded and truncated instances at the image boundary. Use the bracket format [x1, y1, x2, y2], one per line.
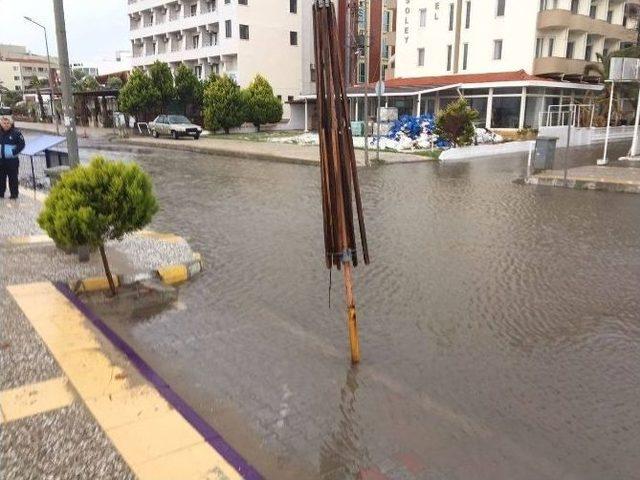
[491, 97, 521, 128]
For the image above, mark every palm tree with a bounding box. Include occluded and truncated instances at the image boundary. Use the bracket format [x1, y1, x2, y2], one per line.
[28, 75, 47, 121]
[584, 47, 640, 126]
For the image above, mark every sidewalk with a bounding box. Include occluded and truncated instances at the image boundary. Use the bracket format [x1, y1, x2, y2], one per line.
[526, 164, 640, 193]
[16, 120, 429, 166]
[0, 196, 253, 479]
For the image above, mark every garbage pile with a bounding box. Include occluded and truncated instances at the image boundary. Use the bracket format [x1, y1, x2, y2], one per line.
[387, 114, 449, 150]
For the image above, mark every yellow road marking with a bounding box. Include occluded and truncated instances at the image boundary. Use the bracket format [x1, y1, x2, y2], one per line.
[0, 377, 75, 423]
[7, 282, 242, 480]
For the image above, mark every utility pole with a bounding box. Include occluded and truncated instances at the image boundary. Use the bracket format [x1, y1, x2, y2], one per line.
[363, 0, 370, 167]
[52, 0, 79, 167]
[345, 1, 351, 89]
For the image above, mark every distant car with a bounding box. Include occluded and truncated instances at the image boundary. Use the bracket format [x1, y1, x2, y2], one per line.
[149, 115, 202, 140]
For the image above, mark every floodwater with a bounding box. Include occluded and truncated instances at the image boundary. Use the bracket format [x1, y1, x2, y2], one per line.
[93, 143, 640, 480]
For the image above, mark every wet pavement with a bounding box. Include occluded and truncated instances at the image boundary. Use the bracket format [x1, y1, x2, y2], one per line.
[75, 142, 640, 480]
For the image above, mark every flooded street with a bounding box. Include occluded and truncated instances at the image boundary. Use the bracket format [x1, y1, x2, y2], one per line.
[93, 145, 640, 479]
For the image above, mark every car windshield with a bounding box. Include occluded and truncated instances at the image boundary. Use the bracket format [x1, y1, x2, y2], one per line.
[168, 115, 190, 124]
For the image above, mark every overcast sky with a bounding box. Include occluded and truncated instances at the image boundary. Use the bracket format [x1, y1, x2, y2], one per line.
[0, 0, 129, 65]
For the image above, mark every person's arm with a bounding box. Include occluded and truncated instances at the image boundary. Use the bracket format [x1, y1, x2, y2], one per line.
[13, 130, 25, 155]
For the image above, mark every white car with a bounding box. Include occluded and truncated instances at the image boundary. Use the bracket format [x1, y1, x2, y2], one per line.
[149, 115, 202, 140]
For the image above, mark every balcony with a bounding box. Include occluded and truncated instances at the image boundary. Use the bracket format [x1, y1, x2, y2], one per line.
[537, 9, 636, 42]
[533, 56, 591, 76]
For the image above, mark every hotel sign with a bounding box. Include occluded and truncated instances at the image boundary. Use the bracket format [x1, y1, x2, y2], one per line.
[404, 1, 440, 43]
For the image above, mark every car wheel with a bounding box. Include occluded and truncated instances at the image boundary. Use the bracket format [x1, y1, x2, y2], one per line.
[152, 130, 159, 138]
[194, 133, 200, 140]
[172, 130, 179, 140]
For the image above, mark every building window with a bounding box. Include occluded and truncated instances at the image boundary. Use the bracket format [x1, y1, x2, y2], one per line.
[566, 41, 574, 58]
[465, 1, 471, 28]
[492, 97, 521, 128]
[12, 66, 18, 71]
[287, 95, 294, 103]
[570, 0, 578, 14]
[607, 10, 613, 23]
[290, 0, 297, 13]
[417, 48, 425, 66]
[446, 44, 452, 70]
[462, 43, 469, 70]
[383, 10, 392, 32]
[239, 24, 249, 39]
[585, 44, 593, 61]
[14, 76, 20, 81]
[589, 5, 596, 19]
[290, 31, 298, 45]
[548, 38, 554, 56]
[358, 61, 365, 83]
[310, 63, 316, 82]
[225, 0, 230, 3]
[496, 0, 505, 16]
[535, 38, 543, 58]
[419, 8, 427, 27]
[603, 47, 609, 57]
[493, 39, 503, 60]
[239, 0, 247, 4]
[225, 19, 232, 37]
[192, 35, 200, 49]
[448, 3, 454, 30]
[194, 65, 202, 79]
[190, 4, 197, 15]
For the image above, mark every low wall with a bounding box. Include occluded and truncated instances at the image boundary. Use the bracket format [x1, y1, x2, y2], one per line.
[538, 125, 635, 147]
[440, 141, 533, 161]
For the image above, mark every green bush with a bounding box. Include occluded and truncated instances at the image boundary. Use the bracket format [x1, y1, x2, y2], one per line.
[435, 98, 479, 147]
[174, 64, 204, 117]
[203, 75, 245, 134]
[118, 69, 160, 121]
[38, 157, 158, 294]
[243, 74, 283, 131]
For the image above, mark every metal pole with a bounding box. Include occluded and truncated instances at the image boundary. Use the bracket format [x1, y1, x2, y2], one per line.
[630, 86, 640, 157]
[52, 0, 79, 167]
[599, 81, 615, 166]
[363, 0, 370, 166]
[24, 17, 59, 135]
[376, 0, 385, 161]
[564, 104, 573, 186]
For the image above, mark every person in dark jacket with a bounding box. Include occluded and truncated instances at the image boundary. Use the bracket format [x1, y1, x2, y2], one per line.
[0, 115, 25, 199]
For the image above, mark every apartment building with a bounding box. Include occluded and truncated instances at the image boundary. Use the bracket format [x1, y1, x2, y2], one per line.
[127, 0, 315, 115]
[394, 0, 636, 79]
[0, 44, 58, 92]
[337, 0, 398, 84]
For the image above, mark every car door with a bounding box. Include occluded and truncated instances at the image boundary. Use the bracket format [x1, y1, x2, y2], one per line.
[157, 115, 167, 135]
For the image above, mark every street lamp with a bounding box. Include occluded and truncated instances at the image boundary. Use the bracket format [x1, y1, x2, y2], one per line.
[24, 15, 59, 134]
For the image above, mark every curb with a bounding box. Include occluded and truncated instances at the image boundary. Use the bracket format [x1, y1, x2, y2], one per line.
[115, 138, 320, 166]
[72, 254, 203, 293]
[525, 175, 640, 194]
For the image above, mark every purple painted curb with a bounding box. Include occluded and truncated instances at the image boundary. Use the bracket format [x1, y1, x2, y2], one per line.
[55, 282, 263, 480]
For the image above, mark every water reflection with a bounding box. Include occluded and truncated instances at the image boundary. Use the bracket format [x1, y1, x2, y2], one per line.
[319, 367, 370, 479]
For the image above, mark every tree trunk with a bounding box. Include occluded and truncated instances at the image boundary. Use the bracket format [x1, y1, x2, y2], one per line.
[224, 127, 230, 134]
[37, 90, 46, 121]
[99, 245, 117, 296]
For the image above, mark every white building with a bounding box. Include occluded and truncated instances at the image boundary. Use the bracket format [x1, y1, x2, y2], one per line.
[127, 0, 316, 116]
[0, 44, 58, 92]
[394, 0, 636, 79]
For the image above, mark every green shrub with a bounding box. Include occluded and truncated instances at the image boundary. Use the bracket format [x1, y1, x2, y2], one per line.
[243, 75, 283, 132]
[174, 64, 204, 117]
[38, 157, 158, 294]
[203, 75, 245, 134]
[118, 69, 160, 121]
[435, 98, 479, 147]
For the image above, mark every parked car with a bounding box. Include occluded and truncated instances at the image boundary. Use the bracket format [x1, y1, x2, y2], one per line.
[149, 115, 202, 140]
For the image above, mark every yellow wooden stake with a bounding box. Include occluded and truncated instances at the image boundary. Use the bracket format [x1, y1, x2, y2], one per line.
[342, 261, 360, 364]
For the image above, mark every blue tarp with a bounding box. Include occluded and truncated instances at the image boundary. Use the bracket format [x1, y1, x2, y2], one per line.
[21, 135, 66, 156]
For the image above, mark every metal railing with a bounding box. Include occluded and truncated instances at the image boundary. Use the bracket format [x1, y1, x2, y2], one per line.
[539, 104, 595, 128]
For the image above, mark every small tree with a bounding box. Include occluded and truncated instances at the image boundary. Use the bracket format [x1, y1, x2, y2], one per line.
[435, 98, 479, 147]
[38, 157, 158, 295]
[148, 61, 176, 113]
[106, 76, 124, 90]
[243, 74, 283, 132]
[118, 69, 160, 122]
[203, 75, 245, 134]
[174, 64, 203, 117]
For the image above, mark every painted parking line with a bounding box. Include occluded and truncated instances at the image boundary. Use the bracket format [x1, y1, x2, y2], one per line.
[0, 377, 75, 423]
[7, 282, 250, 480]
